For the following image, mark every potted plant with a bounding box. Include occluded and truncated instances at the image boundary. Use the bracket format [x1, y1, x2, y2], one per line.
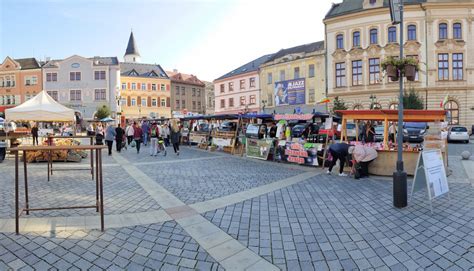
[401, 58, 419, 81]
[381, 56, 400, 81]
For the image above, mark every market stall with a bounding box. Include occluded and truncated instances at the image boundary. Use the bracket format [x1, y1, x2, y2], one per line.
[336, 109, 447, 176]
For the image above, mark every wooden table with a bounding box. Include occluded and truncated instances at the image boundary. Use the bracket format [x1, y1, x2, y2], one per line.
[47, 135, 95, 180]
[10, 145, 106, 235]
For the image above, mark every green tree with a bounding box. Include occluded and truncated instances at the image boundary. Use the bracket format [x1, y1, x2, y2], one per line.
[95, 105, 111, 120]
[332, 96, 348, 116]
[403, 88, 424, 109]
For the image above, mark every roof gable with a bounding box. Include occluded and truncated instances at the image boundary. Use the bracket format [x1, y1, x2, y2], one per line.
[120, 62, 169, 79]
[0, 56, 20, 70]
[214, 53, 275, 81]
[264, 41, 324, 64]
[325, 0, 426, 20]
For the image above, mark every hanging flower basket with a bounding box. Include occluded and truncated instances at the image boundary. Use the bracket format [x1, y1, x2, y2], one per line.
[400, 58, 419, 81]
[404, 64, 416, 81]
[386, 64, 399, 81]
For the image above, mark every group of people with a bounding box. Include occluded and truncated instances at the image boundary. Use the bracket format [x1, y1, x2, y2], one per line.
[358, 121, 398, 143]
[327, 142, 378, 179]
[89, 119, 182, 157]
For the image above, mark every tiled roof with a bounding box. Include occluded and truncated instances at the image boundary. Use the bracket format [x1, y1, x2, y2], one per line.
[120, 62, 168, 79]
[166, 71, 205, 87]
[215, 54, 274, 81]
[325, 0, 426, 19]
[264, 41, 324, 64]
[125, 31, 140, 56]
[42, 56, 119, 68]
[14, 58, 41, 69]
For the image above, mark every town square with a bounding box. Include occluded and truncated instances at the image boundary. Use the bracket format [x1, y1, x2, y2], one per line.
[1, 0, 474, 270]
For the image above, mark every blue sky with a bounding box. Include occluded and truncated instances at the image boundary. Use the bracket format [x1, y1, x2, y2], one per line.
[0, 0, 332, 81]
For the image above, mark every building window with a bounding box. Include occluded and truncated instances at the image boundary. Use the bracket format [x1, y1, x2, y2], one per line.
[176, 86, 180, 95]
[181, 87, 185, 95]
[152, 99, 157, 107]
[228, 82, 234, 91]
[444, 100, 459, 125]
[335, 62, 346, 87]
[220, 84, 225, 93]
[389, 103, 398, 110]
[229, 98, 234, 107]
[439, 23, 448, 40]
[94, 71, 106, 80]
[250, 77, 256, 88]
[220, 99, 225, 108]
[161, 84, 165, 91]
[197, 101, 201, 109]
[280, 70, 285, 81]
[453, 23, 462, 39]
[294, 67, 300, 79]
[197, 89, 201, 97]
[94, 89, 106, 101]
[139, 83, 144, 90]
[352, 60, 363, 86]
[369, 58, 380, 84]
[336, 34, 344, 49]
[353, 104, 364, 110]
[25, 76, 38, 86]
[151, 84, 157, 91]
[141, 99, 147, 107]
[70, 72, 81, 81]
[240, 79, 245, 89]
[438, 53, 449, 80]
[308, 89, 315, 103]
[249, 95, 256, 104]
[131, 83, 136, 90]
[352, 31, 360, 47]
[407, 25, 416, 41]
[182, 100, 186, 108]
[70, 90, 81, 101]
[120, 98, 126, 106]
[267, 73, 272, 84]
[47, 91, 58, 101]
[175, 100, 180, 108]
[131, 98, 136, 106]
[46, 72, 57, 82]
[388, 26, 397, 43]
[160, 99, 166, 107]
[192, 88, 196, 96]
[192, 101, 196, 109]
[308, 64, 315, 78]
[240, 96, 245, 106]
[121, 83, 126, 90]
[369, 29, 378, 44]
[453, 53, 463, 80]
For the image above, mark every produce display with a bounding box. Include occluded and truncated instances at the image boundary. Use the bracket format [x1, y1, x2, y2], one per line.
[24, 138, 88, 163]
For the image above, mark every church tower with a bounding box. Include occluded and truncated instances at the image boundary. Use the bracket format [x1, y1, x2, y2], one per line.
[124, 31, 141, 63]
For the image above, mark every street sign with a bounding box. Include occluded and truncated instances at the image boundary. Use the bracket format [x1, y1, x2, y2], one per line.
[389, 0, 401, 24]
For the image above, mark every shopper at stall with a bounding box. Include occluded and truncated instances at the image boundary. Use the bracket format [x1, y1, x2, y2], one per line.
[389, 122, 397, 143]
[115, 124, 125, 152]
[366, 121, 375, 143]
[31, 124, 39, 146]
[358, 121, 366, 142]
[327, 142, 352, 176]
[170, 119, 181, 155]
[350, 145, 378, 179]
[105, 124, 116, 156]
[133, 123, 143, 154]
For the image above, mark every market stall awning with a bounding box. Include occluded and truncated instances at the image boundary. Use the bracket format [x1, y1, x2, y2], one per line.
[335, 110, 446, 122]
[5, 91, 75, 122]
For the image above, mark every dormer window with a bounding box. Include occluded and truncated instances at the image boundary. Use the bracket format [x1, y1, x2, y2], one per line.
[353, 31, 360, 47]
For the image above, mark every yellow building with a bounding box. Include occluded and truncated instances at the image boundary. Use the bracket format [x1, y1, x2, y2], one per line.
[259, 41, 326, 114]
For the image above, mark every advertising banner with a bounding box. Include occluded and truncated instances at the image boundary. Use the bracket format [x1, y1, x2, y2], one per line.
[246, 138, 274, 160]
[212, 137, 232, 147]
[274, 79, 305, 106]
[277, 141, 322, 166]
[190, 133, 208, 144]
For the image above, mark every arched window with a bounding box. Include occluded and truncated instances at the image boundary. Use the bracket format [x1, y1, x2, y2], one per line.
[370, 29, 378, 44]
[388, 27, 397, 43]
[439, 23, 448, 40]
[389, 103, 398, 110]
[353, 31, 360, 47]
[453, 23, 462, 39]
[407, 25, 416, 41]
[371, 102, 382, 110]
[353, 104, 364, 110]
[444, 100, 459, 125]
[336, 34, 344, 49]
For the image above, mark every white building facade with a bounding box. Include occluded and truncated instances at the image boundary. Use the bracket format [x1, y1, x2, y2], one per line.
[42, 55, 120, 120]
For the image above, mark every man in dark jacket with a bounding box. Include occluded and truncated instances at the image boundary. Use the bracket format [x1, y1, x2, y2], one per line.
[327, 143, 352, 176]
[115, 124, 125, 152]
[31, 124, 39, 146]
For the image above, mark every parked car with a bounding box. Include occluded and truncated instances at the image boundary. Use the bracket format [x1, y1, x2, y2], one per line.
[448, 126, 470, 143]
[346, 123, 357, 140]
[374, 126, 384, 142]
[291, 123, 319, 138]
[403, 122, 428, 143]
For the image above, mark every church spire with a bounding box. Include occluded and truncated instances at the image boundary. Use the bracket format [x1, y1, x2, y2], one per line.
[124, 30, 141, 63]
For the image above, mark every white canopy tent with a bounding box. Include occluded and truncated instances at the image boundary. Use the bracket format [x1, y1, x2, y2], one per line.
[5, 91, 75, 122]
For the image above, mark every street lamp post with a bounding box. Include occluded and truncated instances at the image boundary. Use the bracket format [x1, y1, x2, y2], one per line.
[390, 0, 407, 208]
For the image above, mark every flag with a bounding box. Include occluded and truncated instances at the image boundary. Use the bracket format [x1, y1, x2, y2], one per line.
[440, 95, 449, 108]
[317, 97, 330, 104]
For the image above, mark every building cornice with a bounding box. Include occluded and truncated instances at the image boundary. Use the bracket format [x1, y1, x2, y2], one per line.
[213, 70, 258, 84]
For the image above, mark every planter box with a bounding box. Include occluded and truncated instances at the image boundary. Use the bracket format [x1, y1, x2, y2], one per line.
[405, 64, 416, 81]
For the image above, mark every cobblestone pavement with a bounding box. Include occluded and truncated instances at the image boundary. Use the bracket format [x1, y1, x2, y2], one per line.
[0, 146, 473, 270]
[205, 174, 474, 270]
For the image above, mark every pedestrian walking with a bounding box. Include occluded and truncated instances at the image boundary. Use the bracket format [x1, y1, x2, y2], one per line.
[133, 123, 143, 154]
[326, 142, 352, 176]
[141, 121, 149, 146]
[31, 124, 39, 146]
[95, 123, 104, 145]
[149, 123, 159, 156]
[162, 123, 170, 146]
[170, 119, 181, 155]
[105, 124, 116, 156]
[115, 124, 125, 152]
[125, 123, 134, 145]
[87, 123, 95, 136]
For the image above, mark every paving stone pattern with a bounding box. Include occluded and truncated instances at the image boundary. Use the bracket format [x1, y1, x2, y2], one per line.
[0, 164, 160, 218]
[138, 156, 304, 204]
[0, 221, 223, 271]
[205, 174, 474, 271]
